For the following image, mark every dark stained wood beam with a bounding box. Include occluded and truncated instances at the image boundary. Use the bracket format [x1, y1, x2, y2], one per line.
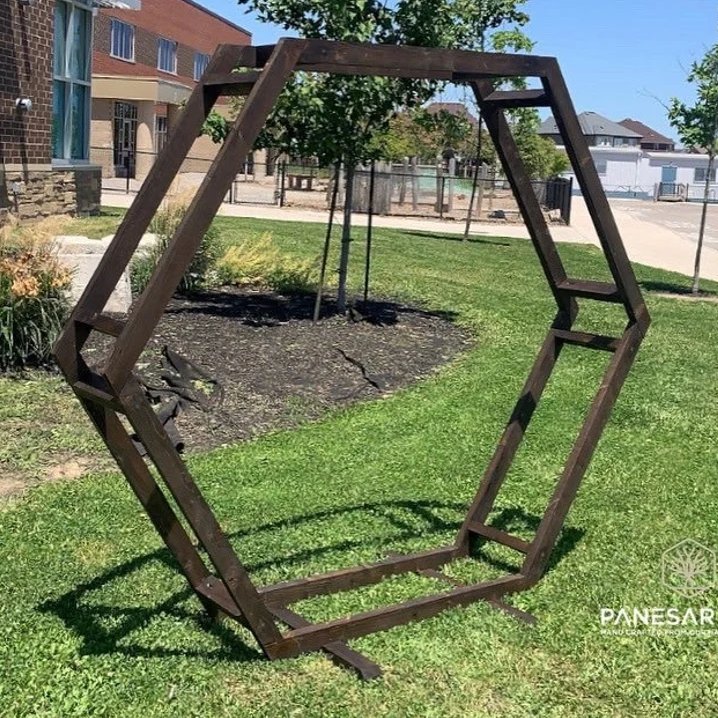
[482, 88, 551, 108]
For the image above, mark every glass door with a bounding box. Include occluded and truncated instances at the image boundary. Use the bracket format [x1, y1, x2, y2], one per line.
[113, 102, 138, 178]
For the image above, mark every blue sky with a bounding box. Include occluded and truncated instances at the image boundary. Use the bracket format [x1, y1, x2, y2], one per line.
[200, 0, 716, 143]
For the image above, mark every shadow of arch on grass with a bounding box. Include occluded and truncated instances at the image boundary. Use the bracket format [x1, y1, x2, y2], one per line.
[472, 507, 585, 576]
[639, 279, 718, 298]
[39, 498, 584, 666]
[401, 230, 513, 247]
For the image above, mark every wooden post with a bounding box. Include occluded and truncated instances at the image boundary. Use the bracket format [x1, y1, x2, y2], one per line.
[383, 161, 393, 215]
[337, 163, 345, 207]
[279, 160, 287, 207]
[411, 157, 419, 211]
[399, 157, 408, 205]
[447, 158, 456, 214]
[477, 164, 487, 219]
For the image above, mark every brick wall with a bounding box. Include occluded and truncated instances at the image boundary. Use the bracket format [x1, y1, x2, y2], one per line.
[93, 0, 251, 86]
[0, 0, 54, 167]
[0, 1, 101, 222]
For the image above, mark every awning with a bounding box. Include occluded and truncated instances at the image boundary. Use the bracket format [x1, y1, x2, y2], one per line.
[92, 75, 192, 105]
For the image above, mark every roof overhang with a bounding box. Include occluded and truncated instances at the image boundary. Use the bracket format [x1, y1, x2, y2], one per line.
[93, 0, 141, 9]
[646, 151, 708, 161]
[553, 144, 642, 155]
[92, 75, 192, 105]
[588, 146, 643, 154]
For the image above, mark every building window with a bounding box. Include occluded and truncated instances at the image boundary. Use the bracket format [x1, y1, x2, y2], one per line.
[110, 19, 135, 61]
[595, 136, 613, 147]
[158, 38, 178, 73]
[613, 137, 638, 148]
[193, 52, 210, 80]
[53, 0, 92, 161]
[155, 115, 168, 153]
[595, 159, 608, 176]
[694, 167, 717, 183]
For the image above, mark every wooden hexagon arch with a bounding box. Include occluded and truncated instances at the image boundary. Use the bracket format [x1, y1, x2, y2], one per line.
[53, 39, 650, 679]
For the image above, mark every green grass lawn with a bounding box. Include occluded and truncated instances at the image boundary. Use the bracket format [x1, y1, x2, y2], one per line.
[62, 207, 126, 239]
[1, 216, 718, 716]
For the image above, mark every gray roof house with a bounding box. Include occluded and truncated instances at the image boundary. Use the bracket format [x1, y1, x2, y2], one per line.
[539, 111, 643, 148]
[425, 101, 480, 127]
[618, 119, 675, 152]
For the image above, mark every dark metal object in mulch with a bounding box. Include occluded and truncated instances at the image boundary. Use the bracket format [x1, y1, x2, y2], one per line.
[334, 347, 383, 399]
[131, 346, 223, 456]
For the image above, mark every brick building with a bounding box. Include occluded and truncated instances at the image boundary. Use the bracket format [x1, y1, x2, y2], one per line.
[90, 0, 251, 179]
[1, 0, 108, 219]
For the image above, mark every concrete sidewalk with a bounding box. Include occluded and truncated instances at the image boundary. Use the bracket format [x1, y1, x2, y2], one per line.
[102, 190, 718, 282]
[568, 197, 718, 282]
[102, 190, 547, 240]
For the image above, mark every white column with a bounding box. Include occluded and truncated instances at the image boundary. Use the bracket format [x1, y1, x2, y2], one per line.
[135, 101, 156, 179]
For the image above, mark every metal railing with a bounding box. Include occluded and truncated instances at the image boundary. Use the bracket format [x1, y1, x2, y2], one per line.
[93, 146, 574, 224]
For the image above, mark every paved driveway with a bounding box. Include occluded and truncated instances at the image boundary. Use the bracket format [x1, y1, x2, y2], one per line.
[609, 199, 718, 252]
[566, 197, 718, 282]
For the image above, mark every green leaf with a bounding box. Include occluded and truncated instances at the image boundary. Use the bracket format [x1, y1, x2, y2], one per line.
[236, 0, 532, 164]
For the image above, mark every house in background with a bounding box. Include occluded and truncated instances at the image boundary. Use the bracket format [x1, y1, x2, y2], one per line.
[618, 119, 675, 152]
[1, 0, 121, 219]
[540, 109, 716, 201]
[90, 0, 251, 179]
[538, 111, 642, 148]
[425, 102, 480, 128]
[539, 111, 645, 197]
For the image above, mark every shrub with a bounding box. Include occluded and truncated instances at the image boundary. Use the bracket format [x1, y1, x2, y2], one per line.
[130, 196, 222, 295]
[217, 233, 318, 294]
[0, 217, 73, 371]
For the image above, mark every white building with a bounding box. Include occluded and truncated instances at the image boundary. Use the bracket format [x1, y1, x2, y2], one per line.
[561, 147, 718, 201]
[539, 112, 717, 202]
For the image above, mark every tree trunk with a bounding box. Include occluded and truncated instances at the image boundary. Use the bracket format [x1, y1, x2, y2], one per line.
[447, 158, 456, 214]
[464, 29, 485, 240]
[314, 163, 340, 322]
[464, 114, 484, 240]
[693, 153, 714, 293]
[336, 163, 354, 313]
[411, 157, 419, 211]
[363, 160, 376, 303]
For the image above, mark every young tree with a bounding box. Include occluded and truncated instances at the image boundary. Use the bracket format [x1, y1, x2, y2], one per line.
[511, 109, 570, 179]
[669, 43, 718, 294]
[236, 0, 531, 312]
[375, 108, 477, 162]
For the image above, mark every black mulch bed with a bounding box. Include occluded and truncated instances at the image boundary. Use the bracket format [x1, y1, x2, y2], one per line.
[85, 288, 473, 452]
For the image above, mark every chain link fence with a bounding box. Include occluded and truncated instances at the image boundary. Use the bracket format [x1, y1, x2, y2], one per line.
[270, 160, 572, 223]
[95, 147, 573, 225]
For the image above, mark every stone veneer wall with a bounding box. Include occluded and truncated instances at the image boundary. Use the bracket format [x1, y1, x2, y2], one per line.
[0, 166, 101, 221]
